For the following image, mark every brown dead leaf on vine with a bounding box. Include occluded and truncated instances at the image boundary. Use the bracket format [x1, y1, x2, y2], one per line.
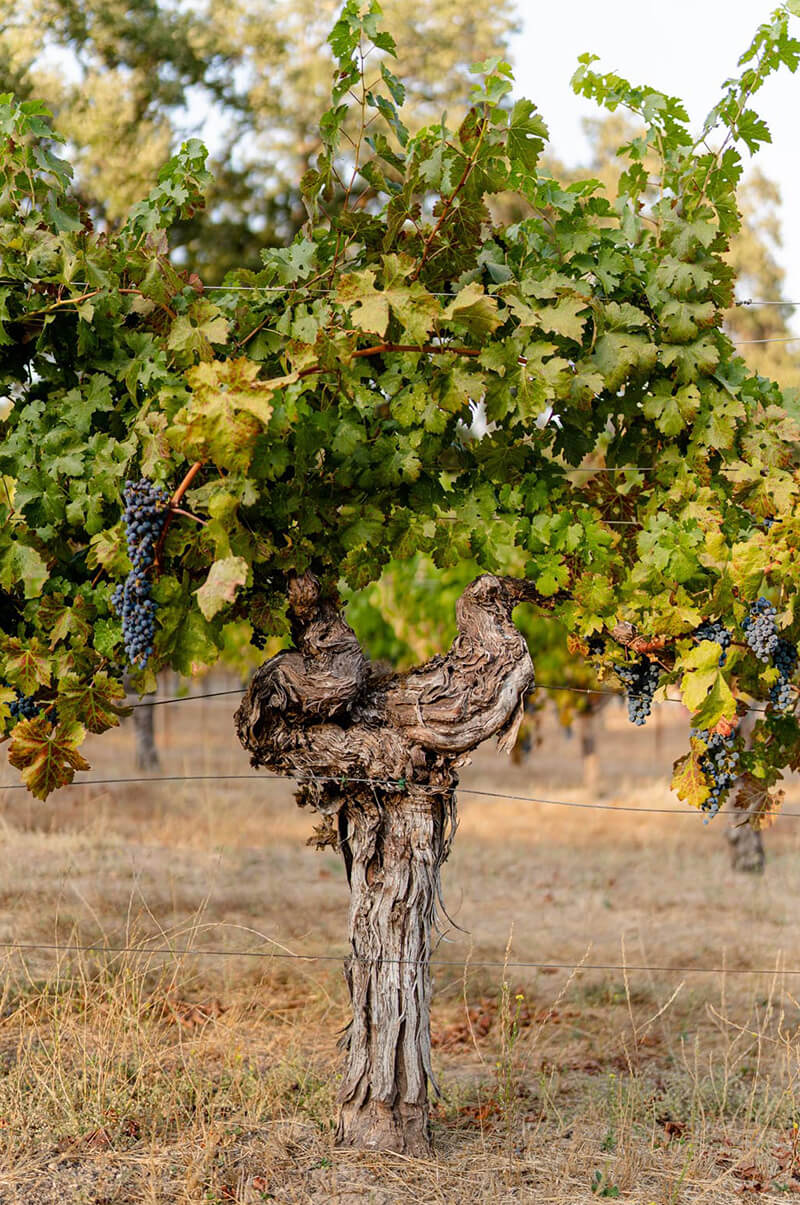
[732, 772, 784, 829]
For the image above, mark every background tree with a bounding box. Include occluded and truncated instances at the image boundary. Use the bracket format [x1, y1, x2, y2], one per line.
[0, 0, 517, 279]
[3, 0, 800, 1155]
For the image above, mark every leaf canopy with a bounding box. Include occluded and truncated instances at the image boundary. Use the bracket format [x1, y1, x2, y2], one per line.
[1, 5, 800, 807]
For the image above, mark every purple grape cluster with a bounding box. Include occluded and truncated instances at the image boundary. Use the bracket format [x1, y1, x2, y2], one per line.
[692, 727, 740, 822]
[742, 597, 778, 662]
[3, 688, 41, 722]
[250, 628, 267, 651]
[616, 657, 661, 726]
[770, 638, 798, 714]
[9, 692, 41, 720]
[694, 620, 732, 667]
[111, 479, 169, 667]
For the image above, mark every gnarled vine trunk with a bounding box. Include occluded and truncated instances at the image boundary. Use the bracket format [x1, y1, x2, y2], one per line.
[235, 571, 540, 1154]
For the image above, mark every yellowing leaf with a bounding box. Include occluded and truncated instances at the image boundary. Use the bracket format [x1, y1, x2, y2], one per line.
[8, 717, 90, 800]
[671, 750, 709, 810]
[167, 299, 230, 362]
[690, 670, 737, 730]
[0, 542, 49, 600]
[337, 270, 390, 336]
[535, 296, 589, 342]
[443, 283, 502, 337]
[679, 641, 736, 725]
[56, 672, 130, 733]
[170, 358, 290, 471]
[2, 639, 51, 694]
[196, 555, 249, 620]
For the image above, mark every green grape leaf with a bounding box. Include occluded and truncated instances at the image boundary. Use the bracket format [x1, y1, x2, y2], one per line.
[0, 542, 49, 599]
[507, 99, 548, 170]
[643, 382, 701, 435]
[689, 670, 737, 730]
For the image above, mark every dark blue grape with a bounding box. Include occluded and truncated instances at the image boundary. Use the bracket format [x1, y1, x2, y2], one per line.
[770, 637, 797, 714]
[111, 479, 169, 667]
[742, 597, 778, 662]
[6, 689, 41, 720]
[692, 727, 740, 822]
[694, 620, 732, 667]
[616, 657, 661, 726]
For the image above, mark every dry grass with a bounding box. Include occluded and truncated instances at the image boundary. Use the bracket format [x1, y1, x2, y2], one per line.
[1, 687, 800, 1202]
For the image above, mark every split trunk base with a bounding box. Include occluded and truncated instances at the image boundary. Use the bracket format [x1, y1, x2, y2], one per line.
[334, 788, 454, 1156]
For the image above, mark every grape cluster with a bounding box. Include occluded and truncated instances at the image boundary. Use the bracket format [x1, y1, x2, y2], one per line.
[762, 516, 776, 532]
[770, 638, 798, 713]
[693, 727, 740, 822]
[3, 685, 41, 722]
[616, 657, 661, 726]
[694, 620, 732, 667]
[742, 597, 778, 662]
[111, 479, 169, 667]
[250, 628, 267, 651]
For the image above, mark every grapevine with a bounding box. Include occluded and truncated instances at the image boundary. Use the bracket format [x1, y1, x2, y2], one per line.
[615, 658, 661, 726]
[1, 0, 800, 1160]
[111, 480, 170, 668]
[0, 8, 797, 849]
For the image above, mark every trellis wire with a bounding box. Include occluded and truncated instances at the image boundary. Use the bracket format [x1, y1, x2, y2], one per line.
[0, 770, 793, 819]
[2, 277, 799, 343]
[0, 937, 794, 976]
[127, 681, 770, 716]
[1, 279, 798, 306]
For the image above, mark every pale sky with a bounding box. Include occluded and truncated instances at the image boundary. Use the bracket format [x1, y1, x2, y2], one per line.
[510, 0, 800, 330]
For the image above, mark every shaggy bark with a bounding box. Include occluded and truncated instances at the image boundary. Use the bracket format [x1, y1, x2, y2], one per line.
[235, 571, 540, 1154]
